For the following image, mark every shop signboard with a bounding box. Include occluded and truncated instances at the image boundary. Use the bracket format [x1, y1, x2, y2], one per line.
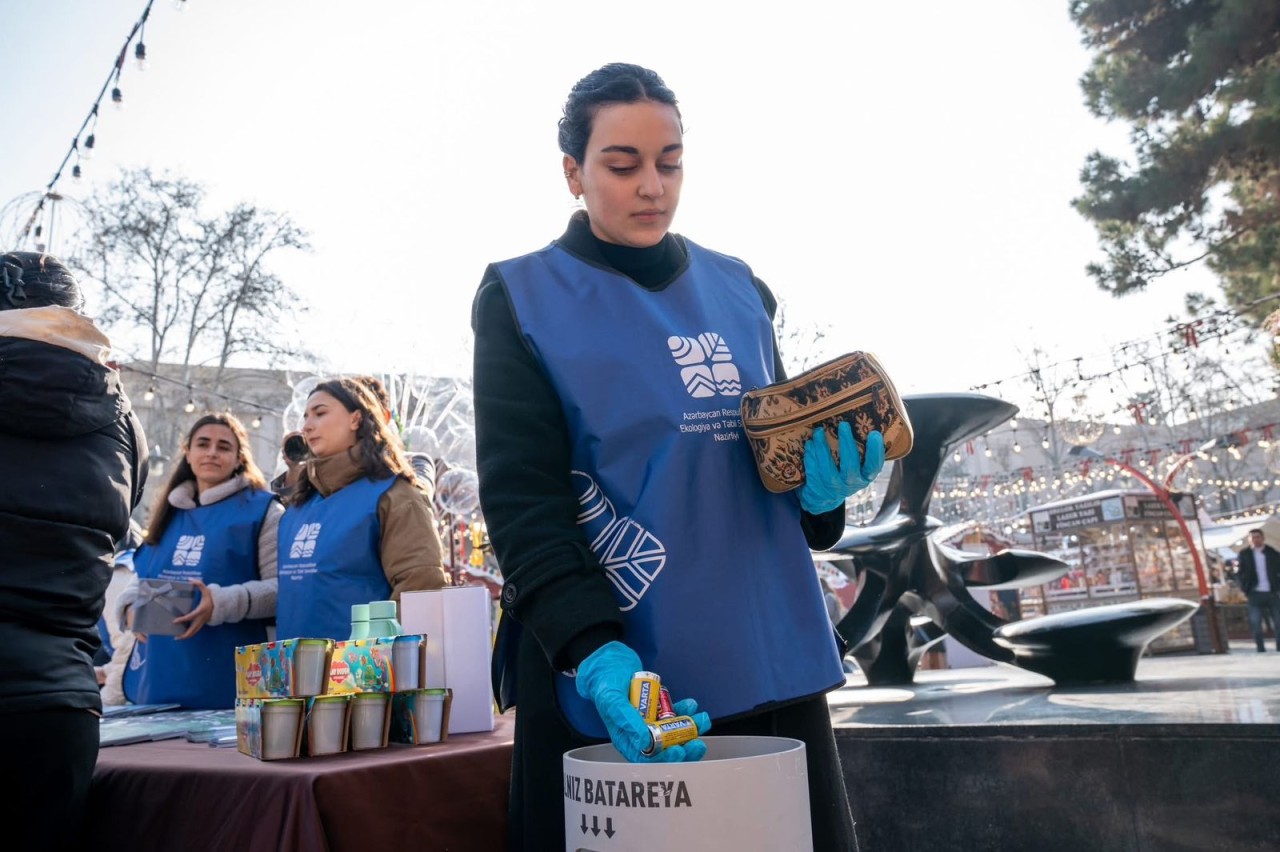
[1031, 495, 1125, 534]
[1031, 492, 1198, 534]
[1123, 493, 1197, 523]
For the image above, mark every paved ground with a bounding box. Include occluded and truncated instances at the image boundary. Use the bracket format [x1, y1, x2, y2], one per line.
[828, 640, 1280, 728]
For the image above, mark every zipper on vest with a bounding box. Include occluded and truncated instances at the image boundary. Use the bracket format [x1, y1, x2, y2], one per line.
[744, 378, 879, 436]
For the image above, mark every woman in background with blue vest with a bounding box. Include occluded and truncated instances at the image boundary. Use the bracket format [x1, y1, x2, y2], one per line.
[116, 413, 281, 709]
[276, 378, 448, 641]
[473, 63, 884, 852]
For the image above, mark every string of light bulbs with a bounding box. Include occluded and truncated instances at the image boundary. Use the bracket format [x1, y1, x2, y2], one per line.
[16, 0, 192, 248]
[967, 290, 1280, 395]
[961, 316, 1268, 446]
[115, 361, 283, 429]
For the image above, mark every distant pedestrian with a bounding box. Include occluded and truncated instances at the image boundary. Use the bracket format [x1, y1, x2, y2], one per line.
[1236, 528, 1280, 653]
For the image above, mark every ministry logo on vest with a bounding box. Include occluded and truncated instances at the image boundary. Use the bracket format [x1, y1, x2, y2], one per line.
[573, 472, 666, 611]
[668, 332, 741, 398]
[172, 535, 206, 567]
[290, 523, 322, 559]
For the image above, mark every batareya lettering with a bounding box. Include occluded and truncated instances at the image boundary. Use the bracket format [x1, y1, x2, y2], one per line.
[563, 774, 692, 808]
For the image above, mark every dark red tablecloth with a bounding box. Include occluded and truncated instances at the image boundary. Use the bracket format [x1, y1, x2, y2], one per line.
[85, 715, 514, 852]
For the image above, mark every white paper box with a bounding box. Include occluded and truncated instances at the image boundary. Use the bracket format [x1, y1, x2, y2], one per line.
[400, 586, 494, 733]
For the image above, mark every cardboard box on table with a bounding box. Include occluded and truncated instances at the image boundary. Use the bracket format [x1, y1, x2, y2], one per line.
[348, 692, 394, 750]
[234, 638, 335, 698]
[326, 637, 397, 694]
[323, 635, 427, 750]
[235, 698, 305, 760]
[400, 587, 494, 733]
[387, 634, 430, 692]
[303, 695, 352, 756]
[234, 638, 333, 760]
[389, 688, 453, 745]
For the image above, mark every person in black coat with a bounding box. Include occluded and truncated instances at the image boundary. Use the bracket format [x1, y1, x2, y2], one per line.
[0, 251, 147, 851]
[1236, 528, 1280, 652]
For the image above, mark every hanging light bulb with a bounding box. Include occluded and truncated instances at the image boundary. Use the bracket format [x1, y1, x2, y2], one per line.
[143, 384, 156, 402]
[134, 42, 148, 70]
[953, 451, 961, 463]
[184, 397, 196, 413]
[111, 87, 124, 108]
[1041, 435, 1050, 450]
[72, 164, 82, 182]
[984, 445, 993, 458]
[82, 133, 95, 160]
[1113, 424, 1122, 434]
[251, 415, 262, 429]
[1013, 441, 1022, 453]
[1010, 418, 1018, 429]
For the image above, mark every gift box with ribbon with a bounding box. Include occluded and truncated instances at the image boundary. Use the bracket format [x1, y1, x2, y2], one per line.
[132, 578, 197, 636]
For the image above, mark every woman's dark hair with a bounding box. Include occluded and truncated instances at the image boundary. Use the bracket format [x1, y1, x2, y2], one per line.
[0, 251, 84, 311]
[353, 374, 393, 421]
[290, 377, 417, 507]
[558, 63, 681, 164]
[145, 413, 267, 544]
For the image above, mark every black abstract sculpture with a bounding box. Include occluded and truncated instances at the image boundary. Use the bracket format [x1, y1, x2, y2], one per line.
[829, 393, 1196, 686]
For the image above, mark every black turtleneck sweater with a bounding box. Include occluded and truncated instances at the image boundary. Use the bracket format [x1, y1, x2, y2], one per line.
[471, 212, 844, 672]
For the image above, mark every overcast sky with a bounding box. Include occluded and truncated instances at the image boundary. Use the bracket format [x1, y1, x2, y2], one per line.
[0, 0, 1227, 415]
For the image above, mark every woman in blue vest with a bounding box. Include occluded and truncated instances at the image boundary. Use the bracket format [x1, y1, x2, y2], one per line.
[276, 378, 448, 641]
[116, 413, 281, 709]
[473, 64, 884, 852]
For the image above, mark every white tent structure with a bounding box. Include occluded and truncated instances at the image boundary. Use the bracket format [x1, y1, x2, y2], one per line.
[1199, 513, 1280, 562]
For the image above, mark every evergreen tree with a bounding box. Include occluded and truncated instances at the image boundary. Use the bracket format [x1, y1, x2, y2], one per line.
[1070, 0, 1280, 322]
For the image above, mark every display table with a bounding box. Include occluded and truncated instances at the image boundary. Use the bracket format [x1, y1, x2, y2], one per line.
[85, 714, 514, 852]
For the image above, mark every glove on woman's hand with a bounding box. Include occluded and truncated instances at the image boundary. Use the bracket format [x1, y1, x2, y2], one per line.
[798, 422, 885, 514]
[575, 641, 710, 763]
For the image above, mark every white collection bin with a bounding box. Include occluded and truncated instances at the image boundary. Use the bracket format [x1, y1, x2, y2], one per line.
[562, 736, 812, 852]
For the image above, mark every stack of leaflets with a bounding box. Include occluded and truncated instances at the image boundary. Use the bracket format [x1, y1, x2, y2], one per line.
[99, 707, 237, 748]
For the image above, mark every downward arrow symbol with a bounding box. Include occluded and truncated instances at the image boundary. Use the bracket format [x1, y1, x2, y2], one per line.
[580, 814, 588, 835]
[604, 817, 616, 838]
[591, 815, 601, 837]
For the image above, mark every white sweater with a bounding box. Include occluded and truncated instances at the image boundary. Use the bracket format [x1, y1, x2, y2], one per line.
[113, 475, 283, 631]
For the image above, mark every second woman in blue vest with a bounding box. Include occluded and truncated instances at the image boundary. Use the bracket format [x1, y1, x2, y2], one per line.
[276, 378, 448, 641]
[116, 413, 282, 709]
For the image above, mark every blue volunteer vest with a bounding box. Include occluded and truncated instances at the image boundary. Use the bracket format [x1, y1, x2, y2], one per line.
[498, 238, 844, 737]
[276, 475, 396, 641]
[124, 488, 275, 709]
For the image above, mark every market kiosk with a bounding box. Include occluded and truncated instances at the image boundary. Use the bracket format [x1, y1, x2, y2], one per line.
[1023, 489, 1209, 651]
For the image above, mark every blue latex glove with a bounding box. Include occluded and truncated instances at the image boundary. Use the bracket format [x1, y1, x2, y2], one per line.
[798, 422, 885, 514]
[575, 641, 711, 763]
